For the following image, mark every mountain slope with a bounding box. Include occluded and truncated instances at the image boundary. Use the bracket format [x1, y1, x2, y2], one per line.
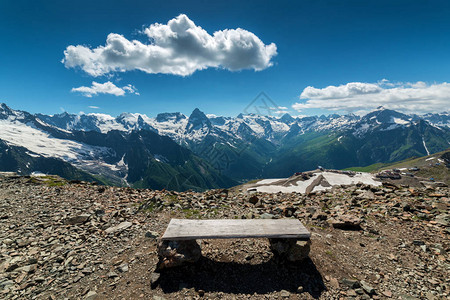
[1, 103, 449, 185]
[0, 140, 101, 182]
[263, 111, 450, 177]
[0, 104, 236, 191]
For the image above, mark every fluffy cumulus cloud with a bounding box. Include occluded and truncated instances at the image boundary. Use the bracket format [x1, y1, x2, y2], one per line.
[71, 81, 139, 97]
[62, 14, 277, 77]
[292, 80, 450, 114]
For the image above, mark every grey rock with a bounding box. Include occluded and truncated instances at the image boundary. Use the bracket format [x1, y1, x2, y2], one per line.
[355, 288, 365, 295]
[360, 280, 375, 294]
[331, 216, 362, 230]
[85, 290, 98, 300]
[65, 213, 90, 225]
[15, 264, 37, 273]
[117, 263, 129, 273]
[105, 221, 132, 234]
[34, 276, 45, 283]
[0, 280, 14, 289]
[435, 214, 449, 226]
[341, 278, 360, 289]
[150, 272, 160, 288]
[6, 263, 19, 272]
[27, 258, 38, 264]
[400, 295, 419, 300]
[260, 213, 275, 219]
[357, 190, 375, 200]
[3, 238, 13, 245]
[94, 209, 105, 216]
[145, 231, 159, 239]
[107, 271, 118, 278]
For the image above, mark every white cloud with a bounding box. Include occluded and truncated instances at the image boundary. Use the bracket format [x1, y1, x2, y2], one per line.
[88, 106, 99, 109]
[275, 110, 289, 115]
[269, 106, 288, 111]
[71, 81, 139, 97]
[62, 14, 277, 77]
[293, 80, 450, 114]
[122, 84, 140, 96]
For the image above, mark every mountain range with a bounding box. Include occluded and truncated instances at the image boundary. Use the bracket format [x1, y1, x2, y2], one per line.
[0, 103, 449, 190]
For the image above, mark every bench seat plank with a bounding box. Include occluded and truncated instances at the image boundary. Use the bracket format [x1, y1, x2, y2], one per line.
[161, 219, 311, 240]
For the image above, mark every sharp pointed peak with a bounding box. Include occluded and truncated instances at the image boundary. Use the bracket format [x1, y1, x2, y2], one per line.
[0, 103, 12, 111]
[188, 108, 208, 119]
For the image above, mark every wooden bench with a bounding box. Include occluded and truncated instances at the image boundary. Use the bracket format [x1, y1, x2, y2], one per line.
[157, 219, 311, 269]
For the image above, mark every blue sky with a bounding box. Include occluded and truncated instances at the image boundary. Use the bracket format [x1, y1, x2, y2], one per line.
[1, 0, 450, 117]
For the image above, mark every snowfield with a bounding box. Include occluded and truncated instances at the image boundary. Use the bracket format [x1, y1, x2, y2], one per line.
[249, 171, 381, 194]
[0, 120, 112, 162]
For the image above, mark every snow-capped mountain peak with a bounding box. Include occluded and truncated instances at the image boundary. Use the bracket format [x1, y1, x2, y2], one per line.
[155, 112, 186, 123]
[3, 102, 448, 150]
[186, 108, 212, 133]
[0, 103, 448, 189]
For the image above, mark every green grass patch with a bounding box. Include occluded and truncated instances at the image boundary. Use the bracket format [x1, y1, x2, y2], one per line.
[30, 176, 67, 187]
[182, 208, 201, 218]
[344, 163, 391, 173]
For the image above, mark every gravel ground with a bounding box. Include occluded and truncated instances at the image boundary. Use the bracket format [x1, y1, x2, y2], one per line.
[0, 174, 448, 299]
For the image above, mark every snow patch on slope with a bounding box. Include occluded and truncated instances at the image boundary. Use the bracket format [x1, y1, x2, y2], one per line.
[86, 113, 127, 133]
[422, 137, 430, 156]
[0, 120, 112, 162]
[393, 117, 409, 125]
[252, 171, 381, 194]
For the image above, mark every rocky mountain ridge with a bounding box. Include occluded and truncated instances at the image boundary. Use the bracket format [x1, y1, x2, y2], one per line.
[33, 105, 450, 142]
[1, 103, 449, 188]
[0, 104, 236, 190]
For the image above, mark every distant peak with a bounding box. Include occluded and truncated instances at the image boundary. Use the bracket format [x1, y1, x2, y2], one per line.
[280, 113, 294, 123]
[0, 103, 10, 110]
[118, 112, 134, 117]
[186, 108, 211, 132]
[189, 108, 208, 120]
[0, 103, 14, 116]
[155, 112, 186, 123]
[376, 106, 385, 110]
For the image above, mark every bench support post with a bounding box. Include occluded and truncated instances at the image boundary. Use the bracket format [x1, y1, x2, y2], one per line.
[157, 239, 201, 270]
[269, 238, 311, 262]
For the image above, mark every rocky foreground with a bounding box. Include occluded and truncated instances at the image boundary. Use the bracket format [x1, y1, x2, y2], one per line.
[0, 174, 449, 300]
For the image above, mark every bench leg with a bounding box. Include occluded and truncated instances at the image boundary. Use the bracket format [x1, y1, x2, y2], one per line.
[269, 238, 311, 262]
[157, 239, 202, 270]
